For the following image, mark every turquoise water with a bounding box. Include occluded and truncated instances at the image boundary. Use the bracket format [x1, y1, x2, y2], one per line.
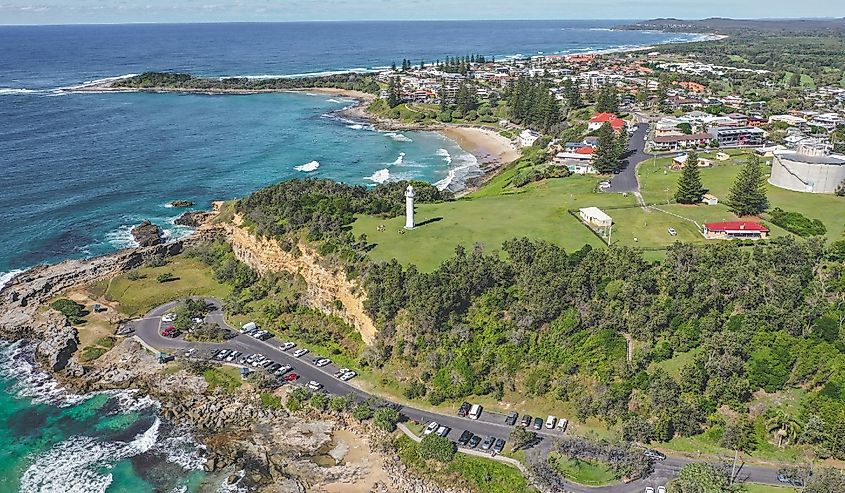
[0, 342, 213, 492]
[0, 21, 706, 491]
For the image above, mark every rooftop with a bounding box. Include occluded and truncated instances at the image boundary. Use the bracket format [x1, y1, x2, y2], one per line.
[704, 221, 769, 233]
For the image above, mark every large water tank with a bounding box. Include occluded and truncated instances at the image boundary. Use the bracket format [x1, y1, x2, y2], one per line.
[769, 143, 845, 193]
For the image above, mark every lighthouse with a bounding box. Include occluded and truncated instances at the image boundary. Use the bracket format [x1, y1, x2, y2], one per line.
[404, 184, 415, 230]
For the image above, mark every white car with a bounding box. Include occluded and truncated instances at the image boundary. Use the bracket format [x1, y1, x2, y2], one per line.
[340, 371, 357, 381]
[293, 348, 309, 358]
[306, 380, 323, 391]
[657, 487, 666, 493]
[667, 227, 677, 236]
[183, 348, 196, 357]
[162, 313, 176, 323]
[645, 488, 655, 493]
[314, 358, 331, 367]
[280, 342, 296, 351]
[599, 181, 611, 189]
[191, 317, 204, 325]
[423, 422, 439, 435]
[334, 368, 350, 377]
[557, 418, 568, 431]
[274, 365, 292, 376]
[546, 415, 557, 429]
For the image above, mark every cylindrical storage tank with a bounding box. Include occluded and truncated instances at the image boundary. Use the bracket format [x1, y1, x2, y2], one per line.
[769, 149, 845, 194]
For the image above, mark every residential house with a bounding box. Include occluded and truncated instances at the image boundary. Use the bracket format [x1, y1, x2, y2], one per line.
[650, 132, 713, 152]
[588, 112, 626, 133]
[579, 207, 612, 228]
[702, 221, 770, 240]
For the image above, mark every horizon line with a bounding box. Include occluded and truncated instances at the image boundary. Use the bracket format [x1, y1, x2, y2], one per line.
[1, 16, 841, 27]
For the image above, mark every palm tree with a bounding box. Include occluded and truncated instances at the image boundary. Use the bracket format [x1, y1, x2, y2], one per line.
[766, 410, 802, 448]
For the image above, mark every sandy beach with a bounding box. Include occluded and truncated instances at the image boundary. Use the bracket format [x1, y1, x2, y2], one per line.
[440, 126, 520, 168]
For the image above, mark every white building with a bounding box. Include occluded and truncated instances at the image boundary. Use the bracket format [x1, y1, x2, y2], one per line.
[770, 143, 845, 194]
[518, 129, 540, 148]
[404, 185, 415, 229]
[579, 207, 612, 228]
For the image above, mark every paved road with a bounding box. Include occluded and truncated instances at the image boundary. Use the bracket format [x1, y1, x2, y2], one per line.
[606, 124, 650, 194]
[135, 299, 786, 493]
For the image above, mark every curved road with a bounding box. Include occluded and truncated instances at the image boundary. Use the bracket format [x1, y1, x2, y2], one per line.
[134, 299, 783, 493]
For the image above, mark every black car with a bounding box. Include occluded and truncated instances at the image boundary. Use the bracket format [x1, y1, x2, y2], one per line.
[457, 402, 471, 417]
[533, 417, 543, 430]
[505, 411, 519, 426]
[480, 436, 495, 451]
[493, 438, 506, 453]
[457, 430, 473, 446]
[520, 415, 532, 427]
[468, 435, 481, 448]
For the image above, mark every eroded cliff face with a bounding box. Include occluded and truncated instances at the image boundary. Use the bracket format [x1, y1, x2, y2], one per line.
[222, 217, 377, 345]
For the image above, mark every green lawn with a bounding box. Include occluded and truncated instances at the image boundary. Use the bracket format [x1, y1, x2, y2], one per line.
[394, 434, 536, 493]
[352, 176, 634, 271]
[638, 156, 845, 241]
[203, 366, 243, 393]
[650, 348, 702, 379]
[90, 257, 231, 317]
[549, 453, 618, 486]
[741, 483, 796, 493]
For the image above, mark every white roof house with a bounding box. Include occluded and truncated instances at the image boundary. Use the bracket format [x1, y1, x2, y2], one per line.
[579, 207, 612, 228]
[518, 129, 540, 148]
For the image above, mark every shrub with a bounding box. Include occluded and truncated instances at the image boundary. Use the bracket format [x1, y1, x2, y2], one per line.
[145, 255, 168, 268]
[418, 433, 456, 462]
[126, 270, 145, 281]
[768, 208, 826, 237]
[310, 392, 330, 411]
[373, 407, 400, 431]
[80, 346, 107, 362]
[352, 402, 375, 421]
[50, 299, 86, 324]
[260, 392, 283, 409]
[157, 272, 177, 283]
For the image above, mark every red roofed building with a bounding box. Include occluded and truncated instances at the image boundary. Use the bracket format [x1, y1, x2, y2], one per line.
[702, 221, 770, 240]
[575, 146, 595, 155]
[588, 112, 627, 133]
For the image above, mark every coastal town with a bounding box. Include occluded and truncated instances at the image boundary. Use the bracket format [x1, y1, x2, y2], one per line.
[3, 14, 845, 493]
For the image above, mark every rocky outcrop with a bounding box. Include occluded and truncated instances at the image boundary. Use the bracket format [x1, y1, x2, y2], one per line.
[34, 309, 82, 375]
[131, 220, 164, 247]
[174, 210, 215, 228]
[170, 200, 194, 208]
[222, 216, 377, 344]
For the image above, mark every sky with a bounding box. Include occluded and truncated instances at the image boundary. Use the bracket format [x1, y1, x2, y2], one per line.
[1, 0, 844, 25]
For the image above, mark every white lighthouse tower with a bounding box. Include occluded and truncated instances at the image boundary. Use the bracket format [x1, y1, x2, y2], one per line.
[404, 184, 415, 230]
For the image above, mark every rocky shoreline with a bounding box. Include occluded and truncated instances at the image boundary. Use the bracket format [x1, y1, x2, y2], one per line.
[0, 211, 470, 493]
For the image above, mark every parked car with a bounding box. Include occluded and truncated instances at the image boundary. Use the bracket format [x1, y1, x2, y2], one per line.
[468, 435, 481, 448]
[292, 348, 309, 357]
[777, 474, 805, 486]
[280, 342, 296, 351]
[457, 402, 471, 417]
[255, 331, 272, 341]
[532, 417, 543, 430]
[468, 404, 483, 420]
[645, 488, 655, 493]
[251, 356, 266, 366]
[274, 365, 292, 376]
[283, 372, 299, 382]
[557, 418, 568, 432]
[340, 371, 356, 381]
[314, 358, 331, 367]
[423, 422, 439, 435]
[162, 313, 176, 323]
[306, 380, 323, 391]
[480, 436, 495, 451]
[520, 415, 532, 427]
[183, 348, 196, 357]
[667, 227, 677, 236]
[214, 349, 229, 360]
[457, 430, 473, 446]
[334, 368, 350, 378]
[505, 411, 519, 426]
[267, 363, 281, 372]
[161, 326, 179, 338]
[546, 415, 557, 429]
[493, 438, 505, 453]
[643, 449, 667, 461]
[436, 425, 450, 437]
[225, 351, 241, 362]
[657, 487, 667, 493]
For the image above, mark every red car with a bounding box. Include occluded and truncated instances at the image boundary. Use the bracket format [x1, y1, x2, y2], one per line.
[161, 326, 179, 338]
[283, 372, 299, 382]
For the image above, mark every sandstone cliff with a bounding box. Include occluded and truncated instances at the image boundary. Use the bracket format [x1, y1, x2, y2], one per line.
[222, 216, 378, 345]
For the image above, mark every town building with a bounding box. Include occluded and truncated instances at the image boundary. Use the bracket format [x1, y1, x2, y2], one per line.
[709, 127, 766, 148]
[702, 221, 770, 240]
[579, 207, 612, 228]
[650, 132, 712, 152]
[587, 112, 626, 133]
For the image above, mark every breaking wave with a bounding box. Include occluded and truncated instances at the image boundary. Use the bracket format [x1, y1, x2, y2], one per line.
[365, 168, 390, 184]
[392, 152, 406, 165]
[294, 160, 321, 172]
[384, 132, 413, 142]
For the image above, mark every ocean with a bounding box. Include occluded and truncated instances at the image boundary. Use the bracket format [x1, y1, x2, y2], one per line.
[0, 21, 703, 491]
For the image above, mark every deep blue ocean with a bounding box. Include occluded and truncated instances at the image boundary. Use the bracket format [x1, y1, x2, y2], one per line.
[0, 21, 702, 492]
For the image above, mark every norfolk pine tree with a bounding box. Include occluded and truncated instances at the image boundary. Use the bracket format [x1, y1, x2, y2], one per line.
[675, 151, 707, 204]
[593, 122, 618, 174]
[728, 154, 769, 216]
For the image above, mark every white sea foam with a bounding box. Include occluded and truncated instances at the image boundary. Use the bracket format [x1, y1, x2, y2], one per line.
[0, 88, 39, 95]
[384, 132, 413, 143]
[105, 225, 140, 249]
[365, 168, 391, 184]
[57, 73, 140, 92]
[392, 152, 406, 165]
[154, 425, 207, 471]
[294, 160, 320, 172]
[217, 470, 247, 492]
[436, 148, 453, 165]
[0, 342, 88, 408]
[434, 150, 482, 192]
[0, 269, 24, 291]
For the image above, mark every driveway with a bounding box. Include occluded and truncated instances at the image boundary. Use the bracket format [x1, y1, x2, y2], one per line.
[135, 298, 786, 493]
[606, 124, 650, 194]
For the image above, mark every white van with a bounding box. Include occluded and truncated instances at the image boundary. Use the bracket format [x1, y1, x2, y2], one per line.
[241, 322, 257, 333]
[468, 404, 483, 420]
[557, 418, 568, 431]
[546, 415, 557, 429]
